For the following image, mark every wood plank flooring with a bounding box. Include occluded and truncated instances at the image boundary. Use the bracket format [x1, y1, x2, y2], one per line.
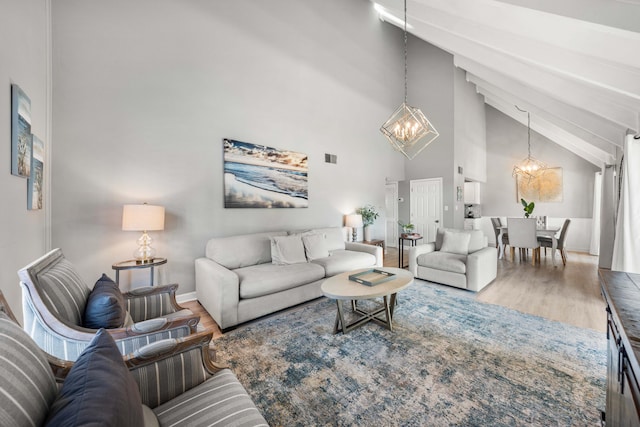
[183, 246, 606, 338]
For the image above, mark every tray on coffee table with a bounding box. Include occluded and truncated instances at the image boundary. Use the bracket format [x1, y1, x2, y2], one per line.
[348, 269, 395, 286]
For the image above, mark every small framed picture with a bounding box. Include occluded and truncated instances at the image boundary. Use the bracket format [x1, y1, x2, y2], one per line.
[28, 135, 44, 210]
[11, 84, 32, 178]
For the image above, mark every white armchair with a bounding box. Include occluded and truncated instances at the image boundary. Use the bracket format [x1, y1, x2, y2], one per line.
[409, 228, 497, 292]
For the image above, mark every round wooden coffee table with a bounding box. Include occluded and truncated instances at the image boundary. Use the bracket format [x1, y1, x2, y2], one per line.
[321, 267, 413, 334]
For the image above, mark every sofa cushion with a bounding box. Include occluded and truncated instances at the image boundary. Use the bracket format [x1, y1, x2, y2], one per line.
[83, 274, 126, 329]
[440, 230, 471, 255]
[237, 262, 325, 299]
[467, 230, 486, 253]
[309, 227, 346, 251]
[153, 370, 267, 426]
[205, 231, 287, 269]
[0, 312, 58, 427]
[311, 249, 376, 277]
[302, 233, 330, 260]
[436, 228, 485, 253]
[45, 329, 143, 427]
[416, 251, 467, 274]
[271, 235, 307, 265]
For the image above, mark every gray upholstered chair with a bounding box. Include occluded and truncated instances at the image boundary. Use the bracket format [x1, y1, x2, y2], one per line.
[491, 217, 509, 251]
[538, 219, 571, 265]
[507, 217, 540, 265]
[0, 290, 268, 427]
[18, 248, 200, 361]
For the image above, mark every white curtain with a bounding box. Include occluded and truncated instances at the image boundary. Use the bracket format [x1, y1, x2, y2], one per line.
[611, 135, 640, 273]
[589, 172, 602, 255]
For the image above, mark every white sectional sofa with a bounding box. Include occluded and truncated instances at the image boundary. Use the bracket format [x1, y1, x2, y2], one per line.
[195, 227, 382, 330]
[408, 228, 497, 292]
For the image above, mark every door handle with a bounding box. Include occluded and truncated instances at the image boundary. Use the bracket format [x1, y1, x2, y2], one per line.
[435, 220, 439, 223]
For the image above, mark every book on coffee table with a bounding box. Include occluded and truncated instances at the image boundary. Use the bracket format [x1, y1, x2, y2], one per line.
[348, 269, 395, 286]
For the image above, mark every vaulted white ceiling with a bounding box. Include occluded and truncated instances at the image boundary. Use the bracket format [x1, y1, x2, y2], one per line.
[372, 0, 640, 167]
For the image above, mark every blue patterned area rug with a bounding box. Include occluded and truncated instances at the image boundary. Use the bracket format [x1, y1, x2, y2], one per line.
[216, 281, 606, 426]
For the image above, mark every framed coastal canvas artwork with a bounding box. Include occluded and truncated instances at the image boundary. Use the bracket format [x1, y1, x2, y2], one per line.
[11, 84, 32, 177]
[223, 139, 308, 208]
[28, 135, 44, 210]
[516, 167, 563, 203]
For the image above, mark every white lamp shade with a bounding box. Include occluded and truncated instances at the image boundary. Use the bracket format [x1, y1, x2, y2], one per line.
[345, 214, 363, 228]
[122, 204, 165, 231]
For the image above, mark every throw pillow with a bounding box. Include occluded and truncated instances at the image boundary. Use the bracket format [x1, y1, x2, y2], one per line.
[271, 235, 307, 265]
[45, 329, 143, 427]
[83, 274, 126, 329]
[440, 230, 471, 255]
[301, 233, 330, 260]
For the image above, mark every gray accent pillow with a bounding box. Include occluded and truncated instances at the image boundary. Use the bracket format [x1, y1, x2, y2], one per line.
[440, 230, 471, 255]
[302, 233, 330, 260]
[271, 235, 307, 265]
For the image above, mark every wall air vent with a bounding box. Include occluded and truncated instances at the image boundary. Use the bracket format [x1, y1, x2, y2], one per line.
[325, 153, 337, 164]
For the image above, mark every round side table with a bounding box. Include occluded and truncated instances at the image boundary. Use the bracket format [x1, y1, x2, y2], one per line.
[112, 257, 167, 286]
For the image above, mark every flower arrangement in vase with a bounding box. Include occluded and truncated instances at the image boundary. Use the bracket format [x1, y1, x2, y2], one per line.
[357, 205, 379, 241]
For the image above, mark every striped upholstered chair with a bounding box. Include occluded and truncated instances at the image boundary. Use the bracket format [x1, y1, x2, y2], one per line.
[18, 248, 200, 361]
[0, 291, 268, 426]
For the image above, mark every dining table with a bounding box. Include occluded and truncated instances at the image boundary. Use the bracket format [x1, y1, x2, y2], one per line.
[497, 225, 561, 266]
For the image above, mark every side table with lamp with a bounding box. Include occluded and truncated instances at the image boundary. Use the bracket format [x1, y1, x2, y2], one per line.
[115, 203, 166, 286]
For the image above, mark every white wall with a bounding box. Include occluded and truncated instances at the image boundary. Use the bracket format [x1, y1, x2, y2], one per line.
[403, 36, 456, 227]
[0, 0, 50, 321]
[454, 68, 486, 184]
[454, 67, 486, 229]
[50, 0, 406, 292]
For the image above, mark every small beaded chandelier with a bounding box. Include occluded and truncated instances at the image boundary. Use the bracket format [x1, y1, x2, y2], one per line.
[512, 106, 547, 182]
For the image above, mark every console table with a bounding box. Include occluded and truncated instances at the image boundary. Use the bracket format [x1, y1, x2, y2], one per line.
[112, 257, 167, 286]
[599, 269, 640, 426]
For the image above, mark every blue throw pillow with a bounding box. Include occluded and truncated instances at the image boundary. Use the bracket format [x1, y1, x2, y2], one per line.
[83, 273, 126, 328]
[45, 329, 143, 427]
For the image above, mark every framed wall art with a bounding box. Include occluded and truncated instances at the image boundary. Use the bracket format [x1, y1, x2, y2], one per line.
[223, 138, 308, 208]
[27, 135, 44, 210]
[516, 167, 563, 203]
[11, 84, 32, 178]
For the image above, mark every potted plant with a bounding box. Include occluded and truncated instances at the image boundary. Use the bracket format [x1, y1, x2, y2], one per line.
[521, 198, 535, 218]
[398, 221, 415, 236]
[357, 205, 379, 241]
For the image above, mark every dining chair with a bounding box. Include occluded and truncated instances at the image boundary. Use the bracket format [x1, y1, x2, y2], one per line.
[536, 216, 548, 228]
[538, 219, 571, 266]
[507, 217, 540, 266]
[490, 218, 501, 248]
[490, 217, 509, 253]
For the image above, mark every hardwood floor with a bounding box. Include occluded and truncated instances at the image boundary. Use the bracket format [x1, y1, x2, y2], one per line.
[183, 246, 606, 339]
[477, 249, 606, 332]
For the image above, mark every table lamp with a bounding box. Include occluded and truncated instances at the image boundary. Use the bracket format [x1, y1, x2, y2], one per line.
[345, 214, 363, 242]
[122, 203, 165, 262]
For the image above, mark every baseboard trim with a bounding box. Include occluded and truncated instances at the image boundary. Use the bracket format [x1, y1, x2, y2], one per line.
[176, 291, 197, 304]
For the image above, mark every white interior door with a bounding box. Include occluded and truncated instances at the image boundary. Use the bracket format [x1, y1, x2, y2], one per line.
[410, 178, 443, 243]
[385, 182, 398, 248]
